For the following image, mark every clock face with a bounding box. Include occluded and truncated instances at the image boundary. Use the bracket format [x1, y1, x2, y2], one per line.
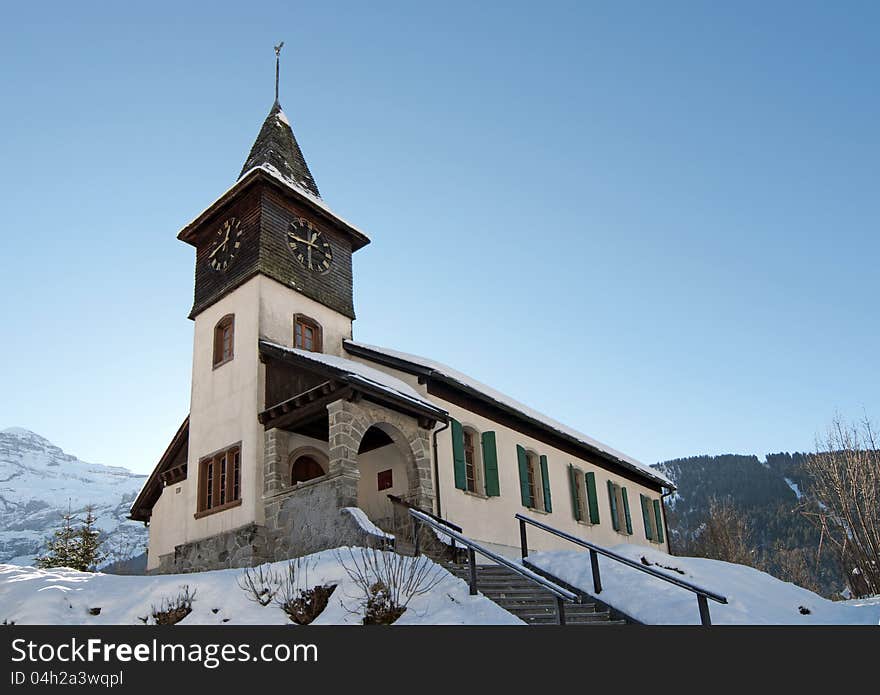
[208, 218, 243, 272]
[287, 216, 333, 273]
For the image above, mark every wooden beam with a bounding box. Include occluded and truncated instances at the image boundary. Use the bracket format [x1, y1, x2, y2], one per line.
[262, 386, 353, 431]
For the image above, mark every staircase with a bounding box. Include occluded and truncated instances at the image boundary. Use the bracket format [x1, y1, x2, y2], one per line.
[447, 562, 624, 626]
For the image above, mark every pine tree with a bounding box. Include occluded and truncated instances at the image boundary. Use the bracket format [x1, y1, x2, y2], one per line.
[34, 503, 105, 572]
[75, 505, 104, 572]
[35, 505, 77, 570]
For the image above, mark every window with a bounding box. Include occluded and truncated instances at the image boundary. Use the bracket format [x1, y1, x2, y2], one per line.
[640, 494, 665, 543]
[212, 315, 234, 368]
[570, 467, 587, 521]
[526, 455, 539, 508]
[607, 481, 632, 535]
[451, 420, 500, 497]
[377, 469, 393, 491]
[569, 465, 600, 524]
[517, 445, 552, 512]
[197, 444, 241, 516]
[290, 455, 325, 485]
[463, 428, 481, 494]
[293, 314, 322, 353]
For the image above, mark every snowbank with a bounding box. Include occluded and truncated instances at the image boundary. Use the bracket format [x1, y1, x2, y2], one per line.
[0, 548, 522, 626]
[527, 546, 880, 625]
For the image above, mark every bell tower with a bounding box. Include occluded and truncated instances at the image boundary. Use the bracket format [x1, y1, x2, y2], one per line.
[173, 45, 371, 546]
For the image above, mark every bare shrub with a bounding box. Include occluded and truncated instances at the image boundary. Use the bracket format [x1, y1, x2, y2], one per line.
[151, 585, 196, 625]
[339, 547, 445, 625]
[770, 544, 824, 595]
[238, 563, 281, 607]
[801, 416, 880, 597]
[691, 496, 756, 567]
[273, 557, 337, 625]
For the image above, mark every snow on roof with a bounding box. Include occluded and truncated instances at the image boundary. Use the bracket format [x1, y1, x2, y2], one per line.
[260, 341, 444, 415]
[345, 341, 672, 487]
[248, 163, 370, 242]
[178, 164, 370, 246]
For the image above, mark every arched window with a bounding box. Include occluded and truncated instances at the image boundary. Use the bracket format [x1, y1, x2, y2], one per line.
[290, 453, 326, 485]
[213, 314, 234, 368]
[293, 314, 322, 353]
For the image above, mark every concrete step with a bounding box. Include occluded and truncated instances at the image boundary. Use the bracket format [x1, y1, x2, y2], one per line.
[442, 561, 624, 626]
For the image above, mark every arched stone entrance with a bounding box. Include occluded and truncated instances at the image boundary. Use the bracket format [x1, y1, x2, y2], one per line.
[356, 423, 416, 529]
[326, 398, 434, 514]
[261, 396, 437, 560]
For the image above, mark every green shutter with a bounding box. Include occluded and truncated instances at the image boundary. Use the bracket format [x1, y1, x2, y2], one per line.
[451, 419, 466, 491]
[540, 455, 552, 512]
[481, 431, 500, 497]
[621, 487, 633, 535]
[569, 465, 581, 521]
[586, 472, 600, 524]
[640, 494, 654, 540]
[607, 480, 620, 531]
[517, 445, 532, 507]
[653, 499, 665, 544]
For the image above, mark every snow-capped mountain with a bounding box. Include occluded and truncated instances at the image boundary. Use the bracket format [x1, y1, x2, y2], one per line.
[0, 427, 148, 568]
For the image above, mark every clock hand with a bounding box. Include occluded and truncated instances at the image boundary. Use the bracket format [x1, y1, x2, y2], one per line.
[209, 228, 231, 258]
[287, 232, 320, 249]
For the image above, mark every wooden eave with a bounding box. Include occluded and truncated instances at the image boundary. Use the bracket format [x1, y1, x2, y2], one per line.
[129, 415, 189, 522]
[259, 341, 447, 430]
[176, 168, 370, 251]
[342, 342, 671, 492]
[259, 380, 353, 431]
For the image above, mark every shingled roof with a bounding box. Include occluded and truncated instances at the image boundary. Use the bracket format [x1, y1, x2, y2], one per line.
[238, 100, 320, 197]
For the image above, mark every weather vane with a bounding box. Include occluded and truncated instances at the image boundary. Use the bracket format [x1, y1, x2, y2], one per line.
[274, 41, 284, 104]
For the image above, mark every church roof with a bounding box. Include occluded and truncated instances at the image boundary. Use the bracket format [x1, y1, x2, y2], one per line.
[129, 415, 189, 522]
[239, 101, 321, 197]
[343, 341, 674, 489]
[259, 340, 446, 419]
[177, 164, 370, 250]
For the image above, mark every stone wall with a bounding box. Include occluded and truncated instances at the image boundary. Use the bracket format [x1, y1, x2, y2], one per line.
[326, 398, 434, 512]
[151, 522, 271, 575]
[263, 471, 361, 559]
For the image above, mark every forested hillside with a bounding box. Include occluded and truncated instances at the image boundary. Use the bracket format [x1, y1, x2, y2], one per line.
[654, 453, 844, 596]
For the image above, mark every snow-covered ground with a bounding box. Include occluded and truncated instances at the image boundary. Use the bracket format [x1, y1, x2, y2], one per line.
[0, 548, 522, 626]
[528, 545, 880, 625]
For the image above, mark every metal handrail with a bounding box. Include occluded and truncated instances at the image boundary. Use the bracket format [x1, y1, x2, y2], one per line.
[516, 513, 728, 626]
[387, 494, 463, 533]
[408, 509, 579, 623]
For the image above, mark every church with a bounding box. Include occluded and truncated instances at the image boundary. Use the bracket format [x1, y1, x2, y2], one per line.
[130, 63, 674, 574]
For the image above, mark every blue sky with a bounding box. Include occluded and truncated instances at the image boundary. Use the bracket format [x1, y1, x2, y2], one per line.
[0, 1, 877, 475]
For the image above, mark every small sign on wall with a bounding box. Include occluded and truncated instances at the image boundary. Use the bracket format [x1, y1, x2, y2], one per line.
[377, 469, 393, 491]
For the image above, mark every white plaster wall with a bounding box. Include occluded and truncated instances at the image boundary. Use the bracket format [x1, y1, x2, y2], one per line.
[146, 482, 189, 568]
[147, 273, 356, 568]
[356, 444, 408, 524]
[258, 275, 352, 356]
[184, 278, 264, 544]
[346, 356, 669, 556]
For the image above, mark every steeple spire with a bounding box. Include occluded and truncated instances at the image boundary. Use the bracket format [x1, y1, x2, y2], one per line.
[274, 41, 283, 104]
[238, 43, 321, 198]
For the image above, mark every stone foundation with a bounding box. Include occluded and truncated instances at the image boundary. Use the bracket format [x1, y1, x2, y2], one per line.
[264, 472, 363, 559]
[152, 522, 272, 575]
